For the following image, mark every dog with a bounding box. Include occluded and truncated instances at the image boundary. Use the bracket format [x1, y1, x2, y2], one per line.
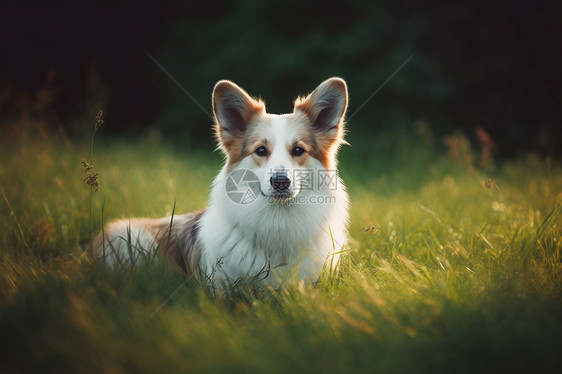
[92, 77, 350, 291]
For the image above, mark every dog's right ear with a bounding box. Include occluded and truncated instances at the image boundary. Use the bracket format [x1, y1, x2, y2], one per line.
[212, 80, 264, 152]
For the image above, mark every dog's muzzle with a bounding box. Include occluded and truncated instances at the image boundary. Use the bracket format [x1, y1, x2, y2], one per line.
[270, 172, 291, 192]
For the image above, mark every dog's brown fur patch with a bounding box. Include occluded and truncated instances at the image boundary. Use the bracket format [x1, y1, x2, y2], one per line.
[147, 211, 205, 278]
[91, 211, 205, 279]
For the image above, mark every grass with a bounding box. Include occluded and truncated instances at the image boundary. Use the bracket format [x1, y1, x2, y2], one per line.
[0, 130, 561, 373]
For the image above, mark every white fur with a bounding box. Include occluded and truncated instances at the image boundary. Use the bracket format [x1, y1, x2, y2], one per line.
[94, 78, 350, 291]
[199, 116, 349, 288]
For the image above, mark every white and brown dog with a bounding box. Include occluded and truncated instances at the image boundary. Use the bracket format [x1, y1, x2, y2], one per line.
[93, 78, 350, 290]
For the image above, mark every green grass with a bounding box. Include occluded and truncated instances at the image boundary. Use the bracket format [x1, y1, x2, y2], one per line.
[0, 132, 561, 373]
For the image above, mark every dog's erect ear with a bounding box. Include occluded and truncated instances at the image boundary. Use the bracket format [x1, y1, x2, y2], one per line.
[294, 77, 348, 137]
[212, 80, 264, 147]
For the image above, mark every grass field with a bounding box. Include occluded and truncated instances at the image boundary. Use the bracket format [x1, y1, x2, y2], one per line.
[0, 129, 561, 373]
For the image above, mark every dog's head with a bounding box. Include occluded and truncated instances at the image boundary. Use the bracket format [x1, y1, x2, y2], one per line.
[212, 78, 348, 202]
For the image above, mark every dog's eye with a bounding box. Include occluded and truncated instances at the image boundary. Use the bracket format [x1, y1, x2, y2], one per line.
[254, 146, 269, 157]
[291, 146, 305, 157]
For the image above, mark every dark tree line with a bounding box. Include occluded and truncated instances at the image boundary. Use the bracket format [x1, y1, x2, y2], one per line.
[1, 0, 560, 156]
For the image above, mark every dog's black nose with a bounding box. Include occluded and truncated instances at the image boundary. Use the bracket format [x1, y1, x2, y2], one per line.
[270, 172, 291, 191]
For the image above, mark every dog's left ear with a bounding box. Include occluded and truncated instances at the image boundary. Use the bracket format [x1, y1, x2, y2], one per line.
[294, 77, 348, 140]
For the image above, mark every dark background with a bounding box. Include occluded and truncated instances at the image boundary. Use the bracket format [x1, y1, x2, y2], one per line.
[1, 0, 560, 157]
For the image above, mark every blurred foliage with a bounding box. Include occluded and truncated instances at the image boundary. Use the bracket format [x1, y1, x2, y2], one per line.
[155, 0, 450, 146]
[0, 0, 559, 156]
[154, 0, 560, 156]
